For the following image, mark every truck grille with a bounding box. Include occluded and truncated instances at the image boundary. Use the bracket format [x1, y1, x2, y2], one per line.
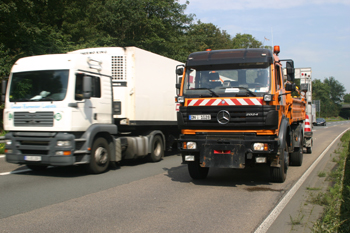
[178, 105, 278, 130]
[14, 112, 54, 127]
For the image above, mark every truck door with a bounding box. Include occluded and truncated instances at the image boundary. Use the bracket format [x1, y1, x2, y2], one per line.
[72, 73, 105, 130]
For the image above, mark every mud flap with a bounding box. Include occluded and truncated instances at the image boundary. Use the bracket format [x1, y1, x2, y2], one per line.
[201, 143, 246, 168]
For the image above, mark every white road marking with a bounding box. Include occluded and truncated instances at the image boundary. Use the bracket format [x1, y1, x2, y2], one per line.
[254, 127, 350, 233]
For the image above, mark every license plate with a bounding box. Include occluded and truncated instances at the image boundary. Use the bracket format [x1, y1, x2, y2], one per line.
[189, 114, 211, 120]
[24, 156, 42, 161]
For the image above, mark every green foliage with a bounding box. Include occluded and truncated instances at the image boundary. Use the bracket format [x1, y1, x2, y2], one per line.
[311, 131, 350, 232]
[313, 77, 345, 118]
[344, 94, 350, 103]
[232, 33, 263, 49]
[0, 0, 272, 78]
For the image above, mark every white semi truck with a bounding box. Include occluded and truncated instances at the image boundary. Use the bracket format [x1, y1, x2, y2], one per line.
[2, 47, 182, 173]
[296, 67, 313, 153]
[283, 67, 313, 153]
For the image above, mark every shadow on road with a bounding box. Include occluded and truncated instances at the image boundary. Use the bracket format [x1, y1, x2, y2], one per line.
[9, 151, 179, 178]
[164, 163, 279, 189]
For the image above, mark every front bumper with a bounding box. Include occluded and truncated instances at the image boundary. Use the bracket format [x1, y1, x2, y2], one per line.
[5, 132, 77, 166]
[178, 133, 279, 168]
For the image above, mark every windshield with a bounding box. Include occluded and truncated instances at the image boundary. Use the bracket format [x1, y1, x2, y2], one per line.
[9, 70, 69, 102]
[183, 67, 270, 97]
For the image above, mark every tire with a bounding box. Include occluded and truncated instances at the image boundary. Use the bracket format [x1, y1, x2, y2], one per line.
[306, 147, 312, 154]
[290, 147, 303, 166]
[148, 135, 164, 162]
[27, 164, 48, 171]
[85, 137, 110, 174]
[188, 160, 209, 179]
[270, 140, 288, 183]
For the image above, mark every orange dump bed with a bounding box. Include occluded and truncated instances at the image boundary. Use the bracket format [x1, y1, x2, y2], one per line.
[289, 97, 306, 124]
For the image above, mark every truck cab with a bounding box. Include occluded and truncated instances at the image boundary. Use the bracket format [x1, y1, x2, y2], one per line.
[176, 46, 305, 182]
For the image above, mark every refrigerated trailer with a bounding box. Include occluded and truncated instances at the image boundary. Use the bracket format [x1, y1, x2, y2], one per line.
[2, 47, 182, 173]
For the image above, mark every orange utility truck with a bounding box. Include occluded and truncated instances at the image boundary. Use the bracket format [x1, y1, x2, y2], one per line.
[175, 46, 306, 182]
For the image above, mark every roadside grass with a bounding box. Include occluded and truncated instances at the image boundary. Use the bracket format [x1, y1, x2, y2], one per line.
[311, 130, 350, 232]
[325, 116, 348, 122]
[0, 131, 6, 154]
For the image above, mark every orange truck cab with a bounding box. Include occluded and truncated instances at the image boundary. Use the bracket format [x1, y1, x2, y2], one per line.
[175, 46, 306, 183]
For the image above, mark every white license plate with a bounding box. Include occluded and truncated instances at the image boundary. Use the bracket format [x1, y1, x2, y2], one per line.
[189, 115, 211, 120]
[24, 156, 42, 161]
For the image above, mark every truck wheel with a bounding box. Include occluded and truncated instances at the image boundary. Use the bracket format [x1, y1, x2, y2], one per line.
[85, 137, 110, 174]
[270, 141, 288, 183]
[188, 160, 209, 179]
[27, 164, 48, 171]
[306, 147, 312, 154]
[148, 135, 164, 162]
[290, 147, 303, 166]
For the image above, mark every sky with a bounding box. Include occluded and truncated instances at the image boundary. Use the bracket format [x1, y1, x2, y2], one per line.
[179, 0, 350, 93]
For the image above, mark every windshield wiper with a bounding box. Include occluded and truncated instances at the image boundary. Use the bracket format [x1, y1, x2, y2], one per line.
[195, 88, 219, 97]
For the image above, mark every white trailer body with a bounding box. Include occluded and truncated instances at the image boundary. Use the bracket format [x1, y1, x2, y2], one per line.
[295, 67, 313, 153]
[3, 47, 182, 173]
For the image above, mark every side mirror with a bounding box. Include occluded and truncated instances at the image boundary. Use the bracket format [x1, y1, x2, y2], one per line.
[285, 82, 296, 92]
[286, 60, 295, 82]
[83, 75, 92, 99]
[176, 68, 184, 76]
[1, 78, 8, 103]
[176, 77, 182, 89]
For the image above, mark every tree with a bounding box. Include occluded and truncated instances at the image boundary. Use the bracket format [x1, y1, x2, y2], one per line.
[343, 94, 350, 103]
[232, 33, 263, 49]
[323, 76, 345, 104]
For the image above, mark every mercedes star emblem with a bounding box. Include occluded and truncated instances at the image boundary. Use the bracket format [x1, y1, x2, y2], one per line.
[217, 110, 230, 124]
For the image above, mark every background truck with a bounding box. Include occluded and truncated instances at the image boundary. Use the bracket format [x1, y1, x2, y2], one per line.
[2, 47, 182, 173]
[175, 46, 306, 183]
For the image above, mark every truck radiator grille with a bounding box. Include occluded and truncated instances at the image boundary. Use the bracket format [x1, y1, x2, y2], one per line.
[14, 112, 54, 127]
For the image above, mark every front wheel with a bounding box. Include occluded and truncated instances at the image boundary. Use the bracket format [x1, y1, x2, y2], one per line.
[270, 140, 288, 183]
[85, 137, 110, 174]
[188, 160, 209, 179]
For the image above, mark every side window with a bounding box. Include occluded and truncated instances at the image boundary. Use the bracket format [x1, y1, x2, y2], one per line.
[75, 74, 101, 100]
[91, 76, 101, 98]
[275, 65, 282, 91]
[75, 74, 83, 100]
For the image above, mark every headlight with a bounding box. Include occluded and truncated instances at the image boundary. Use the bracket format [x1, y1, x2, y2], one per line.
[185, 142, 196, 149]
[263, 94, 272, 102]
[177, 96, 185, 103]
[57, 141, 71, 147]
[5, 140, 12, 145]
[253, 143, 269, 151]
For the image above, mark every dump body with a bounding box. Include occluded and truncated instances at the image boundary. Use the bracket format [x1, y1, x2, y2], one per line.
[3, 47, 182, 173]
[176, 47, 305, 182]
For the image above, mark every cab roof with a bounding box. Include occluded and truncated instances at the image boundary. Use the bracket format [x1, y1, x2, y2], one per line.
[186, 48, 274, 67]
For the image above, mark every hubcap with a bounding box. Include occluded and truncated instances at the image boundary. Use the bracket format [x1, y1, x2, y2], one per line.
[154, 142, 161, 157]
[95, 147, 108, 165]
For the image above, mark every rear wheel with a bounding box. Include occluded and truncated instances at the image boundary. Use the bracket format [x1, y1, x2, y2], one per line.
[290, 147, 303, 166]
[188, 160, 209, 179]
[85, 137, 110, 174]
[148, 135, 164, 162]
[306, 147, 312, 154]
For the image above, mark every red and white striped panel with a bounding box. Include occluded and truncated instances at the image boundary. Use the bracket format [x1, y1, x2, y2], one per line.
[186, 98, 263, 106]
[304, 115, 311, 132]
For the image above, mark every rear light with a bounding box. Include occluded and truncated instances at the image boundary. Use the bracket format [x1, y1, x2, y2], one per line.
[214, 150, 231, 154]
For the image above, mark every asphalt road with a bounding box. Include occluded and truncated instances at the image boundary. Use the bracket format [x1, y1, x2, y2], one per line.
[0, 121, 349, 233]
